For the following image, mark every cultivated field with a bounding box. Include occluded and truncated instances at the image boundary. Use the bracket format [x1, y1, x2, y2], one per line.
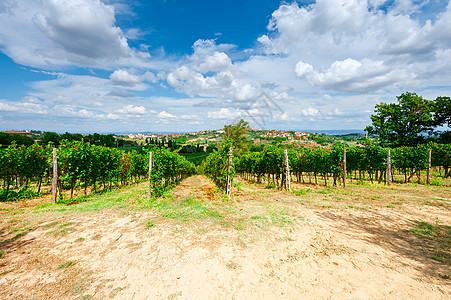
[0, 176, 450, 299]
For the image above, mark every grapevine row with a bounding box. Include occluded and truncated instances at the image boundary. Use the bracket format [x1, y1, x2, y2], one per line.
[235, 143, 450, 187]
[0, 140, 196, 201]
[201, 141, 235, 191]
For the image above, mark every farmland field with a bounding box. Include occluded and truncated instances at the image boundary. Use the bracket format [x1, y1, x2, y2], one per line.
[0, 175, 450, 299]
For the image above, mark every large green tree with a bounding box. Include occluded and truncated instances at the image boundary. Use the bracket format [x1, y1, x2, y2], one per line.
[365, 92, 445, 147]
[223, 119, 249, 156]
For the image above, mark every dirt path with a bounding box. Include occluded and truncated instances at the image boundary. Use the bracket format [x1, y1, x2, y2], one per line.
[0, 175, 450, 299]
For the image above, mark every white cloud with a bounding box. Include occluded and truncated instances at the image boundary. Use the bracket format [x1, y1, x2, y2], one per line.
[196, 51, 233, 73]
[0, 0, 132, 68]
[0, 97, 48, 114]
[110, 69, 140, 86]
[301, 107, 319, 117]
[207, 108, 242, 120]
[33, 0, 130, 62]
[295, 58, 412, 93]
[116, 105, 147, 115]
[181, 114, 198, 120]
[158, 111, 176, 119]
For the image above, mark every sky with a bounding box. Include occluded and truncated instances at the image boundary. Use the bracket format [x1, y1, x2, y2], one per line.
[1, 0, 451, 133]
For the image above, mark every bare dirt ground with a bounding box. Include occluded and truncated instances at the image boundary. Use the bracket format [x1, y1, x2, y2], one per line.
[0, 175, 450, 299]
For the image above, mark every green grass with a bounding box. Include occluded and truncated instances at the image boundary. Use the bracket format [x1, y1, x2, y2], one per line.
[292, 188, 310, 196]
[41, 221, 60, 227]
[146, 220, 155, 228]
[153, 194, 224, 223]
[57, 261, 76, 269]
[409, 221, 451, 265]
[410, 221, 435, 237]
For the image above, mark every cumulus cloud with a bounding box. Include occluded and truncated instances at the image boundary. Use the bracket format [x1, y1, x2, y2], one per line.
[180, 114, 198, 120]
[0, 96, 48, 114]
[252, 0, 451, 94]
[110, 69, 140, 86]
[116, 105, 147, 115]
[207, 108, 242, 120]
[0, 0, 131, 68]
[33, 0, 130, 61]
[158, 111, 176, 119]
[295, 58, 412, 93]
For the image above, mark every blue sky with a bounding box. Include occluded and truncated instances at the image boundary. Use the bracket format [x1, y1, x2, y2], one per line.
[1, 0, 451, 133]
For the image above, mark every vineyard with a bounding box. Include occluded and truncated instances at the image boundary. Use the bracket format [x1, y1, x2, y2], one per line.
[0, 140, 195, 201]
[235, 143, 451, 188]
[1, 139, 450, 202]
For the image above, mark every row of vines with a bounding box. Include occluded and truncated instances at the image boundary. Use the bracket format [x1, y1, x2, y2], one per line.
[235, 143, 451, 188]
[0, 140, 196, 201]
[201, 141, 234, 190]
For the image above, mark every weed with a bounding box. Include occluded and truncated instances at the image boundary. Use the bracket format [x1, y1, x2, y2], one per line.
[0, 250, 4, 258]
[57, 261, 76, 269]
[75, 238, 85, 243]
[430, 178, 443, 186]
[58, 222, 75, 228]
[42, 221, 59, 228]
[410, 221, 434, 237]
[317, 189, 332, 195]
[12, 231, 27, 240]
[0, 269, 13, 276]
[146, 220, 155, 228]
[292, 189, 310, 196]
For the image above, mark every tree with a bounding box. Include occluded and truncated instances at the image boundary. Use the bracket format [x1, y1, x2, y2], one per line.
[365, 92, 435, 147]
[223, 119, 249, 156]
[41, 131, 61, 145]
[433, 96, 451, 127]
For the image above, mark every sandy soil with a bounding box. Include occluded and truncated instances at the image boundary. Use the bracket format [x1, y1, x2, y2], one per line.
[0, 175, 450, 299]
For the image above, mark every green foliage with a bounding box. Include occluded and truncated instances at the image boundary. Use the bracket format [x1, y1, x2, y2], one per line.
[366, 92, 449, 147]
[202, 140, 235, 190]
[0, 140, 195, 201]
[0, 132, 34, 146]
[223, 119, 249, 157]
[235, 143, 450, 186]
[41, 131, 61, 145]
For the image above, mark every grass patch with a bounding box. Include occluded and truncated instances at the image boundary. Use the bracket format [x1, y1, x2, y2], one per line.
[146, 220, 155, 228]
[42, 221, 60, 227]
[57, 261, 76, 269]
[292, 189, 310, 196]
[58, 222, 75, 228]
[409, 221, 451, 265]
[153, 194, 224, 223]
[410, 221, 435, 237]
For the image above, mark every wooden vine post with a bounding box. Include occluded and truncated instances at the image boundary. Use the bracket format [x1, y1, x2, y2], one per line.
[386, 148, 392, 185]
[284, 148, 291, 192]
[342, 148, 347, 189]
[226, 145, 233, 197]
[148, 151, 153, 200]
[426, 148, 432, 185]
[52, 148, 58, 204]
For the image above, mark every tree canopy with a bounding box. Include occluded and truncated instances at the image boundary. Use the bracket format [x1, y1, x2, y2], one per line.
[223, 119, 249, 156]
[365, 92, 450, 147]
